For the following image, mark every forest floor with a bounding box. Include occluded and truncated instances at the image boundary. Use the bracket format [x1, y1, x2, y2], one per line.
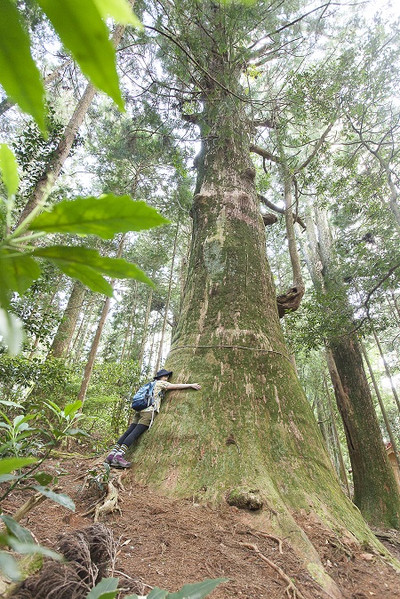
[2, 453, 400, 599]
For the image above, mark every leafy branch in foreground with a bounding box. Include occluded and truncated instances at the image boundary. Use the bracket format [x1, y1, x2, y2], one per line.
[0, 0, 141, 132]
[0, 144, 169, 354]
[85, 577, 228, 599]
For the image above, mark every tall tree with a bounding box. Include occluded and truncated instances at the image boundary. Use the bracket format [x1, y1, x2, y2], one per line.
[126, 2, 400, 591]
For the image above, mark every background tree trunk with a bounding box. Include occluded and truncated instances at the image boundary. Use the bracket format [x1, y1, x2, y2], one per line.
[303, 206, 400, 525]
[48, 280, 85, 358]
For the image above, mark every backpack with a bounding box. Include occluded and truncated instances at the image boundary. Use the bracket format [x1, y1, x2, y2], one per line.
[131, 381, 156, 411]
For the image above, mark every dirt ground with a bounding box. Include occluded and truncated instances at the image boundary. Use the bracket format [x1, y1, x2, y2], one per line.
[2, 455, 400, 599]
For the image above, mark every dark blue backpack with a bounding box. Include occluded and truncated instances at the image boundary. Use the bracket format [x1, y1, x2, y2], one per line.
[131, 381, 156, 411]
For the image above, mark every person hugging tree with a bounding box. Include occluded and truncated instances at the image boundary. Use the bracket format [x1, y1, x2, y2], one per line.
[104, 369, 201, 468]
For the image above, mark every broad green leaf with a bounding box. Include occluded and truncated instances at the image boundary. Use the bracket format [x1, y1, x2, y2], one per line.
[0, 309, 24, 355]
[33, 486, 75, 512]
[0, 249, 41, 305]
[63, 400, 83, 417]
[7, 538, 62, 560]
[0, 457, 37, 475]
[92, 0, 142, 28]
[0, 516, 34, 544]
[167, 578, 229, 599]
[34, 246, 153, 288]
[147, 589, 168, 599]
[33, 250, 113, 296]
[0, 400, 22, 408]
[0, 550, 21, 581]
[29, 195, 169, 238]
[36, 0, 123, 109]
[85, 577, 119, 599]
[0, 1, 46, 132]
[33, 472, 53, 486]
[123, 595, 140, 599]
[67, 428, 90, 437]
[0, 144, 19, 197]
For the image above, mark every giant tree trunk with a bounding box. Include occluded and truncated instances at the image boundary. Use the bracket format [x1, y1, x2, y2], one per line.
[129, 80, 398, 594]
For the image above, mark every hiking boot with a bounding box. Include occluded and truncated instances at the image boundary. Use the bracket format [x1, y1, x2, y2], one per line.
[111, 453, 131, 469]
[103, 452, 115, 466]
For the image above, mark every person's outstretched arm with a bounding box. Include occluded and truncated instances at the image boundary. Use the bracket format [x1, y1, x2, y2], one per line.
[165, 382, 201, 390]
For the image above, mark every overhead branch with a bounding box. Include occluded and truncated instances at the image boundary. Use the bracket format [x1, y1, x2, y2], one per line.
[253, 118, 276, 129]
[250, 143, 280, 164]
[258, 193, 306, 229]
[180, 112, 202, 124]
[295, 120, 335, 173]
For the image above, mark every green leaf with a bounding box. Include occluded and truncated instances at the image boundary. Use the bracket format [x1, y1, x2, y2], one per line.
[85, 577, 119, 599]
[0, 457, 37, 475]
[33, 248, 113, 296]
[0, 309, 24, 355]
[63, 400, 83, 418]
[0, 1, 46, 132]
[92, 0, 142, 28]
[0, 515, 34, 544]
[29, 195, 169, 238]
[34, 246, 153, 291]
[0, 144, 19, 197]
[7, 539, 62, 561]
[147, 589, 168, 599]
[67, 428, 89, 437]
[167, 578, 229, 599]
[33, 486, 75, 512]
[36, 0, 123, 109]
[0, 400, 22, 408]
[0, 550, 21, 581]
[33, 472, 53, 486]
[0, 249, 41, 306]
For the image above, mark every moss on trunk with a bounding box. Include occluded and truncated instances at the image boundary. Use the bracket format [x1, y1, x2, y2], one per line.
[129, 88, 399, 594]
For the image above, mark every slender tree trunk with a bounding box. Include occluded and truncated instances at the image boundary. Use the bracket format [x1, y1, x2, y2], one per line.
[78, 237, 125, 404]
[69, 294, 96, 363]
[371, 325, 400, 415]
[360, 340, 400, 473]
[138, 288, 153, 368]
[155, 224, 179, 372]
[48, 280, 86, 358]
[322, 372, 351, 497]
[15, 25, 125, 227]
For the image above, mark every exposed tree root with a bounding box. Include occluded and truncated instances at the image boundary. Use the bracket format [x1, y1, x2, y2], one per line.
[11, 523, 116, 599]
[93, 473, 125, 522]
[250, 530, 284, 554]
[239, 542, 307, 599]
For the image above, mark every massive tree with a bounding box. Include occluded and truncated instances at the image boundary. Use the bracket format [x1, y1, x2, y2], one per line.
[126, 1, 399, 594]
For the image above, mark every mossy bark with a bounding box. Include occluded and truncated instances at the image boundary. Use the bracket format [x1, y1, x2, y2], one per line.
[130, 84, 399, 594]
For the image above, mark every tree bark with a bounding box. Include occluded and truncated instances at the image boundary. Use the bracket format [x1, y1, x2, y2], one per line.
[48, 280, 86, 358]
[128, 71, 397, 597]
